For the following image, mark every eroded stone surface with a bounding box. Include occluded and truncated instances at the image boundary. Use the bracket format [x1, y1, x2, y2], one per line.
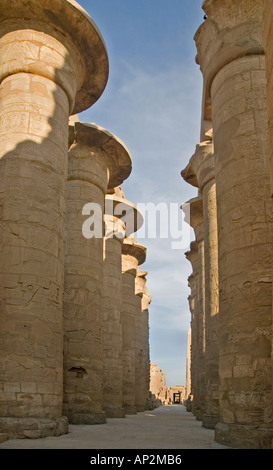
[64, 129, 132, 424]
[183, 0, 273, 449]
[182, 142, 220, 429]
[121, 235, 146, 415]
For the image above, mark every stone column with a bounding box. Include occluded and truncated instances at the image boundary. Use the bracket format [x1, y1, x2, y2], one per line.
[185, 241, 199, 414]
[186, 326, 192, 403]
[104, 193, 143, 417]
[195, 0, 273, 448]
[138, 270, 152, 410]
[121, 236, 146, 414]
[0, 1, 108, 438]
[103, 208, 125, 418]
[186, 198, 205, 420]
[263, 1, 273, 452]
[264, 1, 273, 195]
[142, 286, 152, 411]
[134, 287, 144, 412]
[182, 141, 220, 429]
[103, 184, 141, 418]
[63, 124, 131, 424]
[135, 268, 151, 412]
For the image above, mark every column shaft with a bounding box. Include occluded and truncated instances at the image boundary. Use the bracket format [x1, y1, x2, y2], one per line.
[134, 281, 151, 412]
[212, 55, 273, 447]
[196, 237, 205, 420]
[121, 250, 139, 415]
[0, 1, 108, 438]
[102, 191, 142, 417]
[63, 143, 107, 424]
[186, 326, 192, 402]
[263, 1, 273, 451]
[202, 179, 219, 428]
[185, 242, 199, 414]
[264, 0, 273, 195]
[0, 71, 68, 419]
[187, 198, 205, 420]
[183, 142, 220, 429]
[135, 294, 145, 412]
[195, 1, 273, 447]
[102, 217, 125, 418]
[142, 302, 151, 409]
[0, 27, 77, 436]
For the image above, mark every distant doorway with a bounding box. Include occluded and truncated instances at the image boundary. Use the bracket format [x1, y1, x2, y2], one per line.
[173, 393, 181, 404]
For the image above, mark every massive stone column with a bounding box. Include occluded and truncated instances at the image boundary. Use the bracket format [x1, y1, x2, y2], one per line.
[186, 326, 192, 403]
[134, 283, 144, 412]
[104, 193, 143, 417]
[143, 287, 152, 411]
[263, 1, 273, 194]
[182, 141, 220, 429]
[102, 203, 125, 418]
[0, 1, 108, 438]
[63, 124, 131, 424]
[121, 236, 146, 414]
[195, 0, 273, 448]
[103, 186, 142, 418]
[263, 1, 273, 451]
[138, 269, 152, 410]
[185, 241, 199, 415]
[135, 267, 151, 412]
[186, 197, 205, 420]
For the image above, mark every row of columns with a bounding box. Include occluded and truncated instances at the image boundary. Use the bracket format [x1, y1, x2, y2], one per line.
[182, 0, 273, 449]
[0, 0, 151, 439]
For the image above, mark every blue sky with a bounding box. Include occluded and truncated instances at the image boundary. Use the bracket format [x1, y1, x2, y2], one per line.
[78, 0, 204, 386]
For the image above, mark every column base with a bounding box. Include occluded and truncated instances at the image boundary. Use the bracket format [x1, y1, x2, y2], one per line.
[105, 407, 125, 419]
[0, 416, 68, 440]
[185, 400, 193, 412]
[215, 422, 273, 449]
[192, 407, 202, 421]
[202, 414, 220, 429]
[136, 405, 145, 413]
[124, 406, 137, 415]
[68, 411, 106, 425]
[0, 433, 9, 443]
